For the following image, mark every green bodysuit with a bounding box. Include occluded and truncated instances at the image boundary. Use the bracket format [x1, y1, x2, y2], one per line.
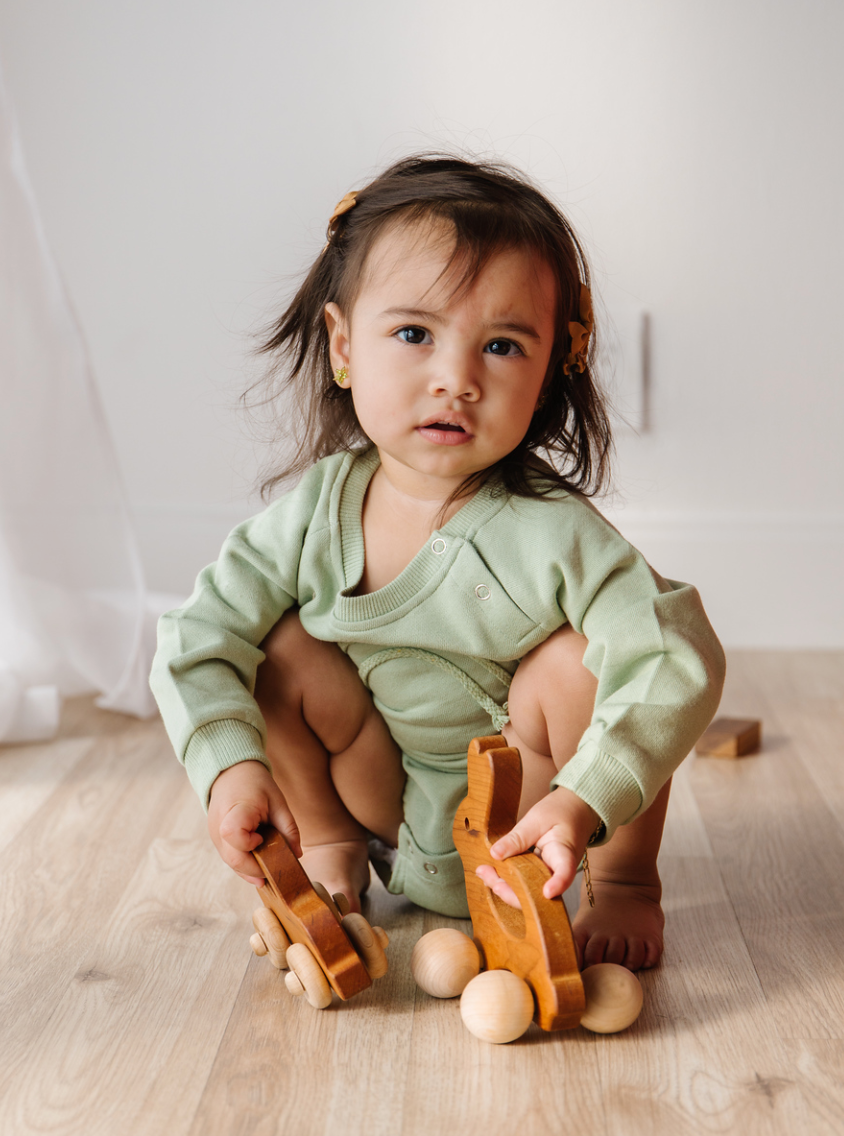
[151, 448, 725, 916]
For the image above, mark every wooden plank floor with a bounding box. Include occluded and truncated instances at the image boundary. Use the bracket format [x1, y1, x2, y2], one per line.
[1, 651, 843, 1135]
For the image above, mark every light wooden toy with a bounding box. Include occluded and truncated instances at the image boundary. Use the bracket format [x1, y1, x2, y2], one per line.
[248, 824, 389, 1009]
[696, 717, 761, 758]
[579, 963, 644, 1033]
[411, 927, 481, 998]
[459, 969, 534, 1043]
[412, 735, 643, 1043]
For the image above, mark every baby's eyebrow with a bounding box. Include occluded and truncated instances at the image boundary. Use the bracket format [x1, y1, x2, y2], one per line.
[381, 306, 445, 323]
[381, 307, 542, 341]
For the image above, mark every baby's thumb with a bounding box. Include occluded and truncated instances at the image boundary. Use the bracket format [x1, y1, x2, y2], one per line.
[490, 817, 540, 861]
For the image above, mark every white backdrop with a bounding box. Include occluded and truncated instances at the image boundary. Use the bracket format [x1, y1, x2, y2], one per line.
[1, 0, 842, 646]
[0, 61, 157, 738]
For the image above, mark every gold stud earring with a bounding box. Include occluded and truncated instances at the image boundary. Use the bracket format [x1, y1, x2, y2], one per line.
[334, 366, 349, 387]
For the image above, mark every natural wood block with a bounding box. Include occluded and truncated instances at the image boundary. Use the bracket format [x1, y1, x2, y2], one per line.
[696, 717, 761, 758]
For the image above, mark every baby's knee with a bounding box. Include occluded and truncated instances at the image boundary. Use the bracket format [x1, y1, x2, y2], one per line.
[507, 626, 597, 757]
[257, 610, 353, 705]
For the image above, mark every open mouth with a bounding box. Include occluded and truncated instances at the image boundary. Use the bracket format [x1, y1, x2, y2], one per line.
[417, 417, 473, 444]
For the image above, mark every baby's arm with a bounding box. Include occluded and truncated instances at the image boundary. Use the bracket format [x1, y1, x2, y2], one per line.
[207, 760, 302, 886]
[479, 785, 598, 901]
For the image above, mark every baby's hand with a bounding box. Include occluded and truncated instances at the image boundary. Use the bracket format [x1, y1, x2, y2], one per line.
[477, 785, 599, 904]
[207, 760, 301, 886]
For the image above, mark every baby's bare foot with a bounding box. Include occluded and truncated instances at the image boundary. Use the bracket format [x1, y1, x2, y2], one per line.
[298, 839, 372, 914]
[573, 872, 664, 972]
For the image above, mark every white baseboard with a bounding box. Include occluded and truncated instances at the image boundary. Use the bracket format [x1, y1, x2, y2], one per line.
[133, 503, 844, 648]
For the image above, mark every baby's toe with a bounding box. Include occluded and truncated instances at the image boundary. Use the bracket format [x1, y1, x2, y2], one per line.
[623, 937, 646, 971]
[641, 938, 662, 969]
[582, 934, 609, 968]
[604, 935, 628, 967]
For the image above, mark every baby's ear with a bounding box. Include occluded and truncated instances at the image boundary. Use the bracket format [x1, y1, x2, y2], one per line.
[324, 302, 349, 368]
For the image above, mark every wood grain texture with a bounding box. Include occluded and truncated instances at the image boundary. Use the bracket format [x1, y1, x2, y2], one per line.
[453, 735, 584, 1031]
[1, 652, 843, 1136]
[253, 825, 372, 1000]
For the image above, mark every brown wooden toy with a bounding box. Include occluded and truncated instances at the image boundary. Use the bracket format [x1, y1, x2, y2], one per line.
[248, 824, 389, 1009]
[696, 717, 761, 758]
[409, 734, 643, 1043]
[452, 735, 587, 1035]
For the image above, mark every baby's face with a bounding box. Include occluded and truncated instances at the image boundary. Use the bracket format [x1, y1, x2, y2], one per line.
[325, 219, 557, 501]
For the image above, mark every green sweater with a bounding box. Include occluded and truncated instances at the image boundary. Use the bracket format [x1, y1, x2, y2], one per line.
[151, 448, 724, 912]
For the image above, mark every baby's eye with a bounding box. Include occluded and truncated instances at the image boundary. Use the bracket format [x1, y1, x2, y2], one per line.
[485, 339, 522, 357]
[396, 326, 431, 346]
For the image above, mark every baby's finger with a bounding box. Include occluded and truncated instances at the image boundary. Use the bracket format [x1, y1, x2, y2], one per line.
[218, 801, 264, 851]
[214, 835, 264, 882]
[234, 869, 267, 887]
[535, 838, 581, 899]
[475, 865, 522, 910]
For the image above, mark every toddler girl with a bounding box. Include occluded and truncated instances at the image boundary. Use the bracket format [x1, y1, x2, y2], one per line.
[151, 155, 725, 972]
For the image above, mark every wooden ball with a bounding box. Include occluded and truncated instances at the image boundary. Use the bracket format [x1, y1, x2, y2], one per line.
[580, 963, 643, 1034]
[411, 929, 481, 999]
[459, 970, 535, 1044]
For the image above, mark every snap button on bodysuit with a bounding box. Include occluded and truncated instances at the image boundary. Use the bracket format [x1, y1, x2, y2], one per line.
[431, 539, 447, 554]
[423, 862, 438, 875]
[475, 584, 491, 600]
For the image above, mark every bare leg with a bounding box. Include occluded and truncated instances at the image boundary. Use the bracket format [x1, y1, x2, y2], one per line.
[496, 625, 667, 970]
[254, 610, 405, 911]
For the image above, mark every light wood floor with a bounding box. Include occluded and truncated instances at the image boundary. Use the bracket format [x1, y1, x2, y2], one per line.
[2, 651, 843, 1136]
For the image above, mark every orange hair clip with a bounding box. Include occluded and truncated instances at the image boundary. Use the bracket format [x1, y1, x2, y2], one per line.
[563, 285, 594, 375]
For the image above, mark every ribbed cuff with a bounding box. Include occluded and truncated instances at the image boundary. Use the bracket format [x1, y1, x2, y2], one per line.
[550, 746, 643, 844]
[184, 719, 271, 810]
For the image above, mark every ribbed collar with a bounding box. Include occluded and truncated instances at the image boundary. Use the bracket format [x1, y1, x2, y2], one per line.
[334, 448, 506, 625]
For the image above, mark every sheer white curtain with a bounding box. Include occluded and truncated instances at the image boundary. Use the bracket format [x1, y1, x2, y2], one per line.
[0, 62, 157, 743]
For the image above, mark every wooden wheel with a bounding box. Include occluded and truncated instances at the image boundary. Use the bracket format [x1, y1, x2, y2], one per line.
[252, 826, 372, 1002]
[251, 905, 290, 969]
[341, 913, 389, 979]
[284, 943, 333, 1009]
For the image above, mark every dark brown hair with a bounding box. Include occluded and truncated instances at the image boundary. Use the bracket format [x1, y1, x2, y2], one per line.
[248, 153, 612, 501]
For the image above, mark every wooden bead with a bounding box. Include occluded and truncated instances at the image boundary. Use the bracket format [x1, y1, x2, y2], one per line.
[411, 928, 481, 999]
[341, 913, 389, 979]
[579, 964, 643, 1034]
[285, 943, 333, 1009]
[459, 970, 535, 1044]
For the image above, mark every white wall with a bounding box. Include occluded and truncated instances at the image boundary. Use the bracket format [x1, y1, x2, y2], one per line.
[1, 0, 842, 645]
